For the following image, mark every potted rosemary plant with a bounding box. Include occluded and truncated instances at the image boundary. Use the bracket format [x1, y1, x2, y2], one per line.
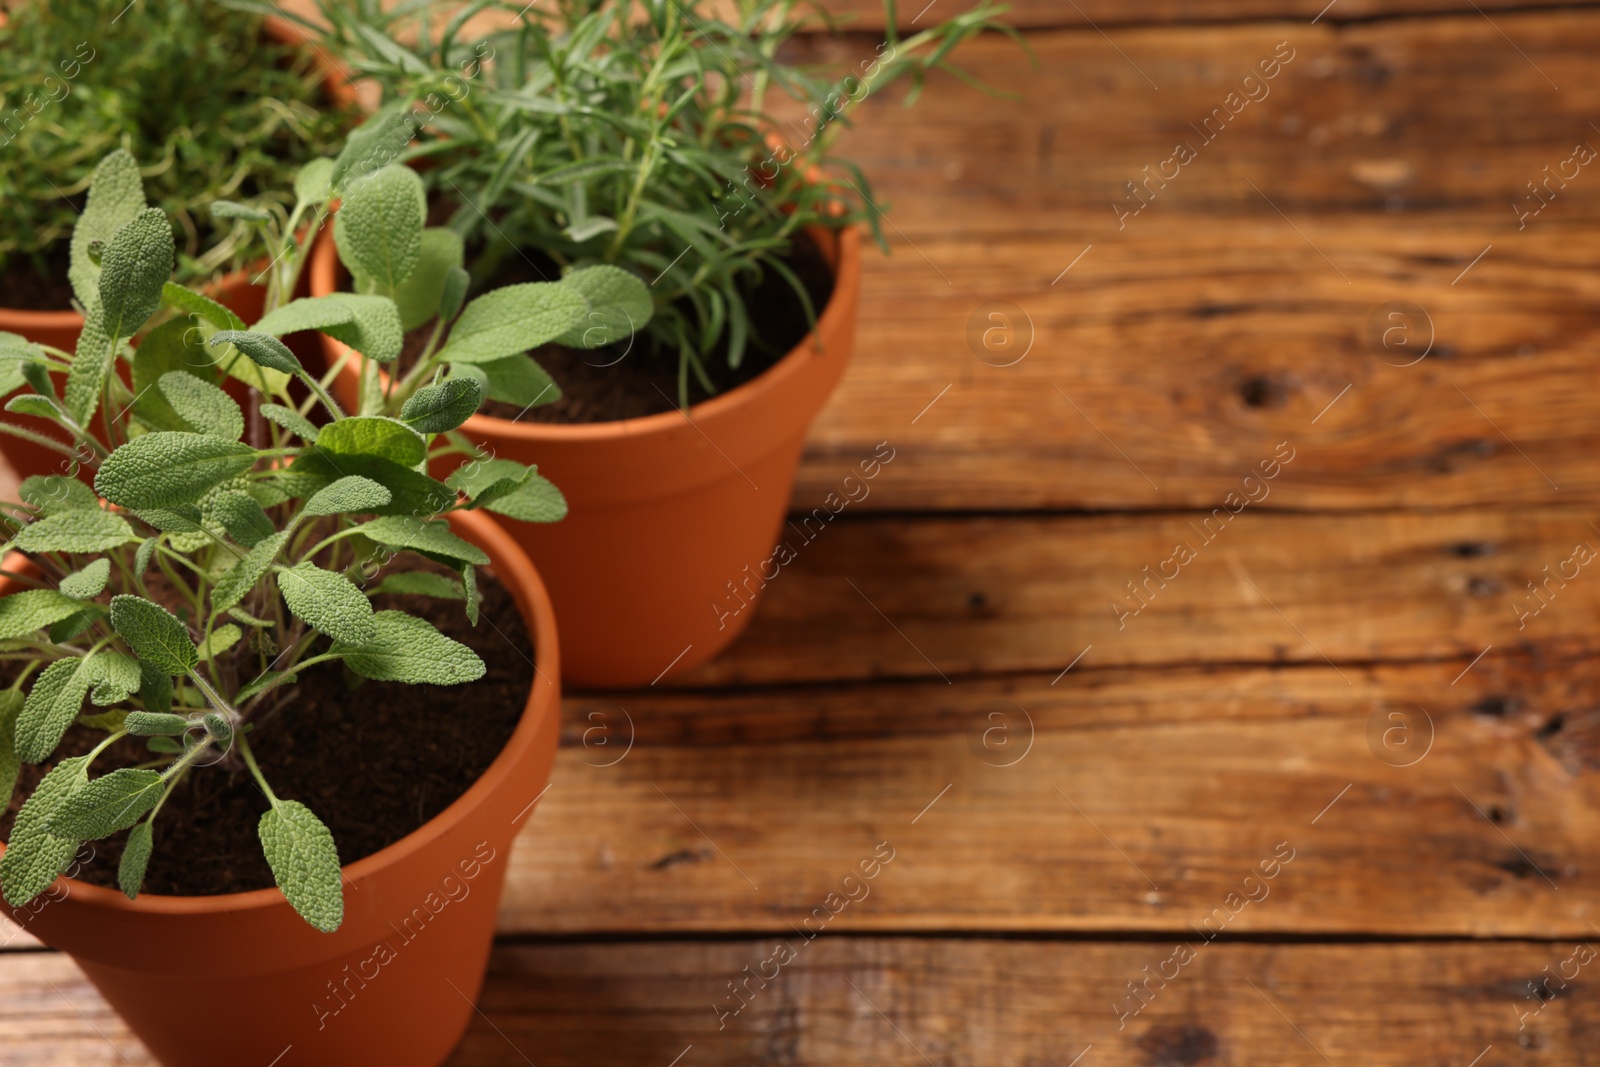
[0, 146, 646, 1065]
[0, 0, 354, 478]
[295, 0, 1017, 686]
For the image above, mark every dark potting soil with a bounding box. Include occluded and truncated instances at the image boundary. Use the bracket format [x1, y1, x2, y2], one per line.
[0, 564, 532, 897]
[0, 242, 76, 312]
[397, 228, 837, 424]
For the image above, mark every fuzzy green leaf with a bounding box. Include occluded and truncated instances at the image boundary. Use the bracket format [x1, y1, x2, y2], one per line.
[359, 516, 490, 566]
[252, 295, 354, 337]
[158, 372, 243, 442]
[18, 476, 98, 516]
[211, 200, 272, 222]
[295, 159, 336, 205]
[131, 319, 221, 433]
[259, 800, 343, 933]
[109, 595, 198, 676]
[208, 490, 274, 548]
[460, 563, 479, 626]
[446, 458, 533, 508]
[0, 590, 87, 640]
[356, 227, 463, 332]
[0, 691, 23, 811]
[276, 563, 375, 644]
[371, 571, 464, 599]
[288, 453, 453, 518]
[119, 821, 154, 898]
[333, 610, 485, 684]
[334, 164, 425, 296]
[95, 432, 256, 511]
[484, 471, 568, 524]
[70, 150, 146, 308]
[439, 265, 470, 322]
[13, 509, 135, 554]
[16, 657, 97, 762]
[473, 354, 561, 408]
[124, 711, 190, 736]
[437, 283, 588, 365]
[64, 297, 117, 427]
[207, 330, 302, 375]
[161, 283, 245, 332]
[99, 208, 175, 341]
[48, 605, 103, 644]
[137, 661, 172, 714]
[196, 624, 242, 662]
[555, 265, 654, 348]
[5, 394, 60, 421]
[259, 403, 319, 443]
[85, 651, 141, 706]
[210, 530, 288, 613]
[132, 505, 203, 533]
[50, 769, 163, 840]
[400, 377, 483, 434]
[253, 294, 404, 364]
[303, 475, 392, 517]
[0, 756, 89, 907]
[235, 669, 298, 703]
[313, 416, 426, 466]
[59, 559, 111, 600]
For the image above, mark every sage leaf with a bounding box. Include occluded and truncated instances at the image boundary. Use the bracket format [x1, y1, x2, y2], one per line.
[70, 150, 145, 308]
[124, 711, 190, 736]
[50, 768, 164, 840]
[58, 559, 112, 601]
[0, 756, 89, 907]
[210, 200, 272, 222]
[0, 691, 23, 810]
[258, 800, 343, 933]
[461, 563, 479, 626]
[446, 457, 532, 508]
[161, 282, 245, 331]
[109, 595, 198, 676]
[19, 476, 98, 516]
[435, 282, 589, 365]
[288, 453, 453, 518]
[276, 563, 376, 644]
[95, 432, 256, 511]
[260, 403, 319, 443]
[484, 471, 568, 524]
[196, 624, 242, 662]
[359, 516, 490, 566]
[302, 475, 392, 517]
[473, 354, 561, 408]
[334, 163, 424, 294]
[357, 226, 463, 331]
[208, 490, 274, 547]
[137, 661, 172, 714]
[130, 319, 220, 433]
[14, 509, 136, 554]
[132, 505, 203, 533]
[332, 610, 485, 685]
[294, 158, 335, 205]
[99, 208, 175, 340]
[0, 590, 94, 640]
[555, 264, 654, 348]
[400, 377, 483, 434]
[63, 297, 117, 427]
[207, 330, 302, 375]
[211, 530, 288, 613]
[119, 821, 154, 898]
[157, 372, 244, 442]
[313, 415, 426, 466]
[371, 572, 463, 599]
[15, 658, 98, 763]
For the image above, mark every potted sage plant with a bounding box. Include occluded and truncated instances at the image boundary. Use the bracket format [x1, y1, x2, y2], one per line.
[0, 144, 646, 1065]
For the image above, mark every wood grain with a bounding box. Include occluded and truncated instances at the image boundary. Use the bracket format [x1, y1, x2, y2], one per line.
[781, 14, 1600, 511]
[0, 939, 1590, 1065]
[663, 506, 1600, 686]
[491, 653, 1600, 937]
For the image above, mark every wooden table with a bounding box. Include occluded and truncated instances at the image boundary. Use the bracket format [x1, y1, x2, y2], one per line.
[6, 2, 1600, 1063]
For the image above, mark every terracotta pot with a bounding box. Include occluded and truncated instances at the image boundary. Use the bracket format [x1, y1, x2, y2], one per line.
[0, 16, 354, 483]
[0, 508, 561, 1067]
[314, 225, 861, 687]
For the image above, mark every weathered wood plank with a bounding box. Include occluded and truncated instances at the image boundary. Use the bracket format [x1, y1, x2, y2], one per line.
[785, 13, 1600, 511]
[495, 654, 1600, 937]
[669, 506, 1598, 686]
[0, 939, 1589, 1065]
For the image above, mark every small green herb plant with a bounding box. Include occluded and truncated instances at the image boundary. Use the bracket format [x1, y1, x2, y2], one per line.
[0, 146, 651, 930]
[267, 0, 1018, 405]
[0, 0, 350, 285]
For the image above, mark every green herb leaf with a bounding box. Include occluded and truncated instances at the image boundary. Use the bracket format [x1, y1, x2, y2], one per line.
[555, 264, 654, 348]
[0, 589, 90, 639]
[119, 821, 154, 899]
[16, 657, 98, 763]
[371, 571, 464, 599]
[400, 377, 483, 434]
[131, 319, 221, 432]
[5, 394, 60, 421]
[208, 490, 274, 548]
[303, 475, 392, 517]
[446, 457, 533, 508]
[99, 208, 175, 340]
[484, 471, 568, 524]
[436, 283, 589, 365]
[288, 452, 453, 517]
[50, 768, 164, 840]
[211, 530, 288, 613]
[70, 150, 146, 308]
[276, 563, 376, 644]
[59, 559, 111, 600]
[124, 712, 190, 736]
[161, 283, 245, 332]
[319, 294, 404, 364]
[94, 432, 256, 511]
[137, 661, 172, 714]
[48, 605, 103, 644]
[18, 476, 98, 516]
[132, 505, 203, 533]
[439, 265, 470, 322]
[313, 416, 426, 466]
[157, 372, 244, 441]
[359, 516, 490, 566]
[460, 563, 480, 626]
[63, 296, 117, 427]
[0, 691, 23, 811]
[472, 354, 561, 407]
[109, 595, 198, 676]
[334, 163, 426, 296]
[207, 330, 302, 375]
[14, 509, 136, 554]
[0, 756, 89, 907]
[211, 200, 272, 222]
[294, 159, 336, 205]
[86, 651, 141, 706]
[258, 800, 343, 933]
[196, 624, 242, 662]
[358, 227, 463, 332]
[259, 403, 319, 443]
[333, 610, 485, 684]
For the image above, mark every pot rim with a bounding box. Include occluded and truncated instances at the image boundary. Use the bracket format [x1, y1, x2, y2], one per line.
[312, 222, 862, 443]
[0, 507, 560, 920]
[0, 14, 354, 330]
